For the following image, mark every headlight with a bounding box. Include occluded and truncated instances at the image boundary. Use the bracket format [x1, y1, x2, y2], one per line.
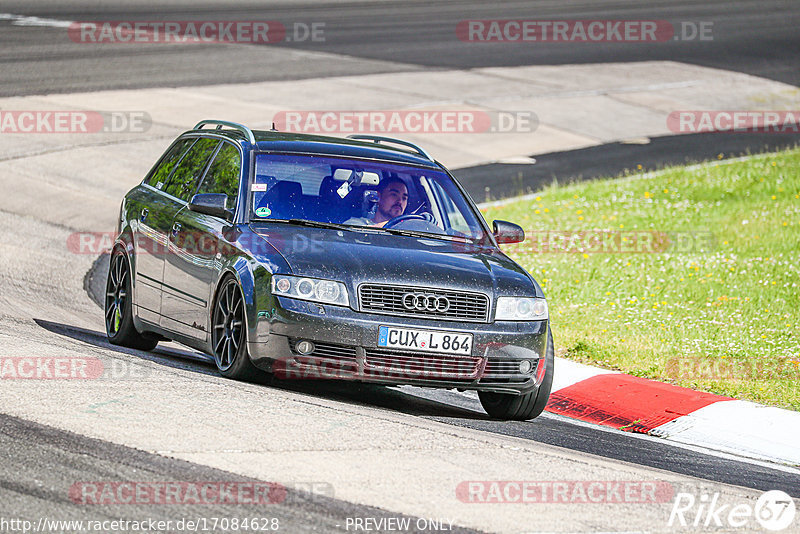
[495, 297, 548, 321]
[271, 275, 349, 307]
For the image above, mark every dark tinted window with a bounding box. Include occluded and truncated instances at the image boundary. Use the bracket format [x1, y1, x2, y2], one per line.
[163, 138, 220, 201]
[196, 143, 241, 210]
[145, 138, 195, 188]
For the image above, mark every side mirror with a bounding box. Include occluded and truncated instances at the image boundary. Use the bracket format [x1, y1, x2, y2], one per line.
[493, 220, 525, 244]
[189, 193, 231, 220]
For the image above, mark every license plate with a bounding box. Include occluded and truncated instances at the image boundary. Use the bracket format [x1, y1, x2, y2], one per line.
[377, 326, 473, 356]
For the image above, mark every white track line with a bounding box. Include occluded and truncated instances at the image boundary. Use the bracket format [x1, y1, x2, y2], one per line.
[0, 13, 74, 28]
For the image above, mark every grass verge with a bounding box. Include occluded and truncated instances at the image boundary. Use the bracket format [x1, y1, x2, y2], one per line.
[481, 148, 800, 410]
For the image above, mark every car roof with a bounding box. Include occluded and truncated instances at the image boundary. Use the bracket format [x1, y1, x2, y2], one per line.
[185, 128, 442, 169]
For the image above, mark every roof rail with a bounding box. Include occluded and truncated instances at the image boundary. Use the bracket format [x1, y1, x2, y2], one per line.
[347, 134, 433, 162]
[194, 120, 256, 145]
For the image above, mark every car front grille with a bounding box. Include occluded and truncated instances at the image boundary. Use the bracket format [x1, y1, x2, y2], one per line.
[363, 347, 482, 379]
[358, 284, 489, 322]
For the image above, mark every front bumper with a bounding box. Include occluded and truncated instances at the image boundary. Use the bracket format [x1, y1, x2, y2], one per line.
[248, 296, 548, 395]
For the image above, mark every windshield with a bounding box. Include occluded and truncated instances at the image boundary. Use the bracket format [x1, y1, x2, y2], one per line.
[250, 153, 488, 241]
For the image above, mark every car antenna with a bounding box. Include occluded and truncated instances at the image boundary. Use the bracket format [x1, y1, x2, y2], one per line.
[271, 122, 278, 131]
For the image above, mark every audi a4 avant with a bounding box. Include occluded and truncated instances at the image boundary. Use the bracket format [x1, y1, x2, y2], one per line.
[106, 120, 553, 420]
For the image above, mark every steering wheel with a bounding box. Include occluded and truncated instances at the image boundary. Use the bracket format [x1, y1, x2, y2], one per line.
[383, 212, 435, 229]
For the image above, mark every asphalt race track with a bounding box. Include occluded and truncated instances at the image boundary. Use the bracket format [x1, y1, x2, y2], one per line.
[1, 2, 799, 533]
[455, 130, 800, 202]
[2, 0, 799, 95]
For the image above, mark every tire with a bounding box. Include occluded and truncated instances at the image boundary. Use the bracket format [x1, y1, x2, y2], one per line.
[105, 249, 159, 351]
[211, 276, 261, 381]
[478, 326, 554, 421]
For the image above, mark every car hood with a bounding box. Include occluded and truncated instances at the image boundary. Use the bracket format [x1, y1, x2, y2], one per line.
[250, 224, 542, 298]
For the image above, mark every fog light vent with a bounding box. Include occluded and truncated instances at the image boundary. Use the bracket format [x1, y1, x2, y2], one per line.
[296, 340, 315, 355]
[518, 360, 533, 374]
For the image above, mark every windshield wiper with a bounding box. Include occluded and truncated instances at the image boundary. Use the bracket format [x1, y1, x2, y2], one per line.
[252, 218, 356, 232]
[377, 227, 479, 244]
[257, 218, 481, 244]
[287, 219, 355, 231]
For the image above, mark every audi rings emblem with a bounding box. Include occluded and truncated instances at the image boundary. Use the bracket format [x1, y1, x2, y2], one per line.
[402, 292, 450, 313]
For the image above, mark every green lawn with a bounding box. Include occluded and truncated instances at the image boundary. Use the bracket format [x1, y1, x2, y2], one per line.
[481, 148, 800, 410]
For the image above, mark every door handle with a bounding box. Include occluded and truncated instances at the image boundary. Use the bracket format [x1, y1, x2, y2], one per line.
[140, 208, 148, 222]
[172, 222, 181, 237]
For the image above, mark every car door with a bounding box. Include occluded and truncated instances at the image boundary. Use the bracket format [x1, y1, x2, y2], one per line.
[160, 140, 242, 340]
[129, 137, 196, 324]
[137, 136, 220, 325]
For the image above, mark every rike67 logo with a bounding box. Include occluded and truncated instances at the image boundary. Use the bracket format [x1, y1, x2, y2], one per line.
[669, 490, 797, 531]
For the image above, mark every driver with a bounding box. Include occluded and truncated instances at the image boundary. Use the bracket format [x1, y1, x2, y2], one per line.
[345, 176, 408, 227]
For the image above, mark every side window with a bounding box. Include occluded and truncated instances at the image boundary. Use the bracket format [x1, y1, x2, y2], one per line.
[196, 143, 242, 210]
[145, 138, 195, 188]
[429, 178, 473, 235]
[162, 138, 220, 201]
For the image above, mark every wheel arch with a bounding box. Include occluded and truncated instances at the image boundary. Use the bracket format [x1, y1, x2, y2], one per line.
[210, 258, 258, 358]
